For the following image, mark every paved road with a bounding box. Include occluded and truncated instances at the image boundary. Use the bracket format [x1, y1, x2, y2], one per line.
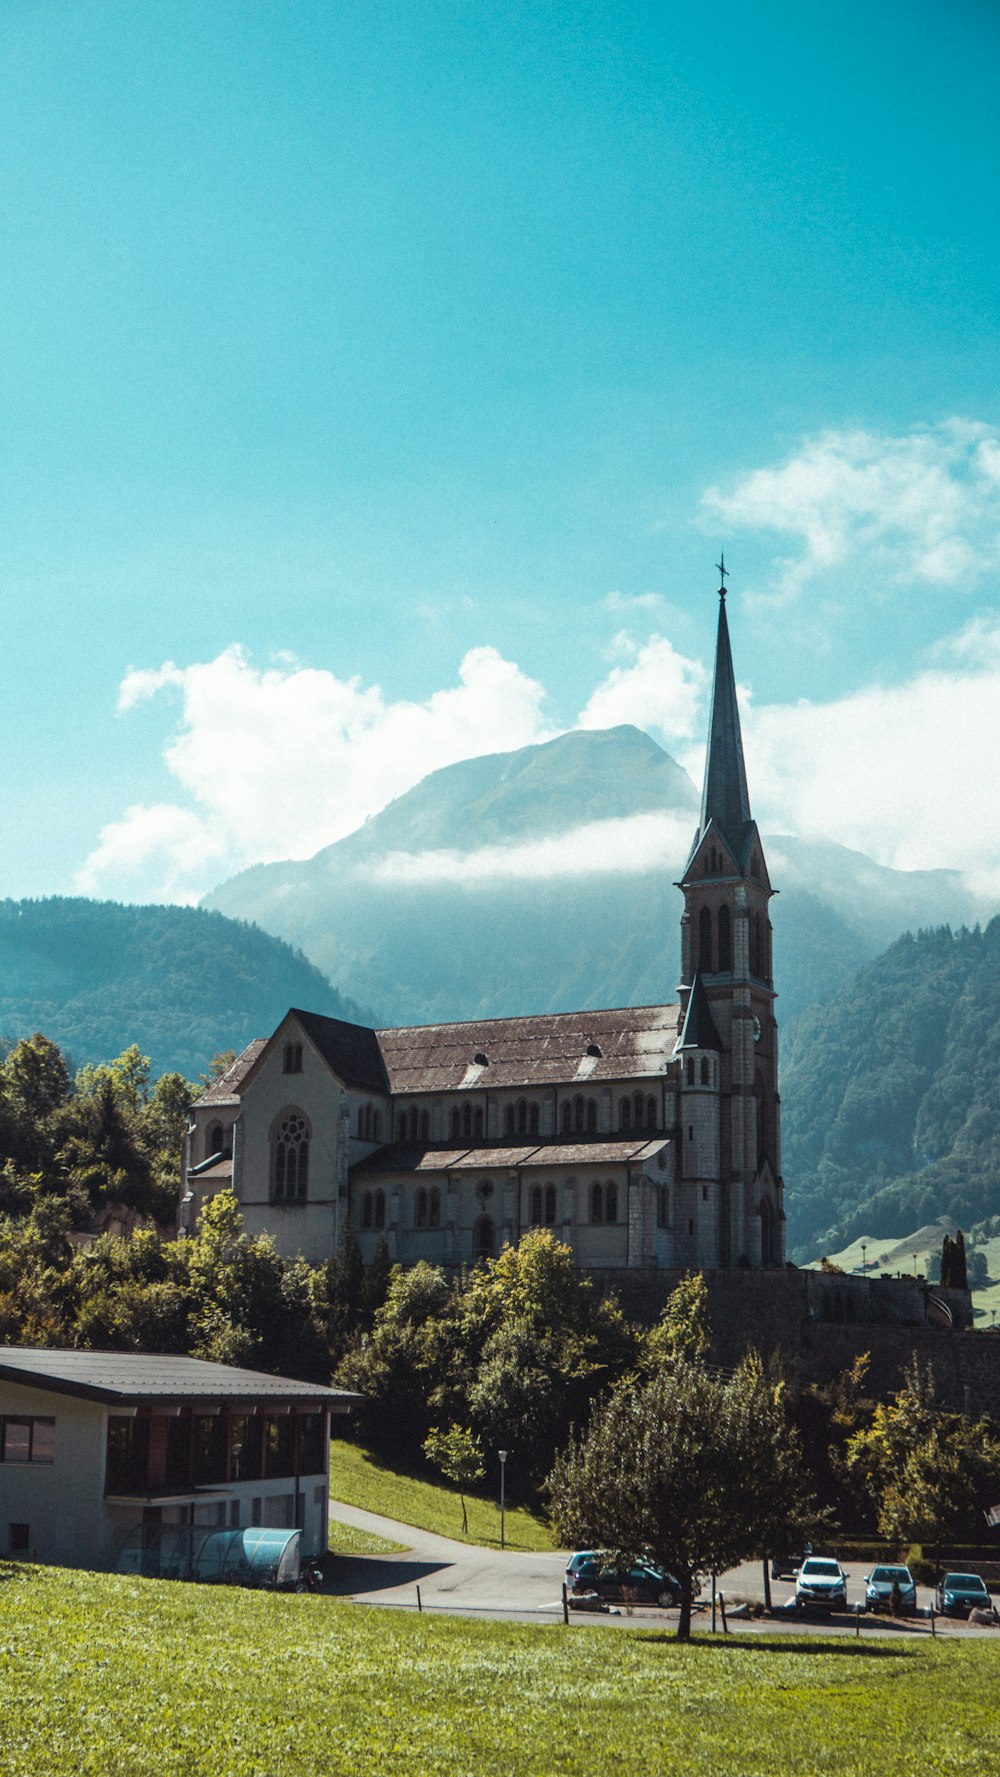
[327, 1503, 999, 1637]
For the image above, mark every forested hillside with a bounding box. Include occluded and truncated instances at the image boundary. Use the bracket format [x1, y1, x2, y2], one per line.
[0, 898, 366, 1079]
[783, 921, 1000, 1257]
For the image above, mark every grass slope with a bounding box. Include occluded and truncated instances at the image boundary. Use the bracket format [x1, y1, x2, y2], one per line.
[330, 1437, 554, 1551]
[806, 1222, 1000, 1328]
[2, 1563, 999, 1776]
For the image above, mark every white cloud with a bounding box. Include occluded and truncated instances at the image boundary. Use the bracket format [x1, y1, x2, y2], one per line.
[703, 419, 1000, 603]
[77, 645, 553, 902]
[602, 589, 666, 614]
[577, 633, 706, 748]
[375, 811, 698, 886]
[742, 615, 1000, 900]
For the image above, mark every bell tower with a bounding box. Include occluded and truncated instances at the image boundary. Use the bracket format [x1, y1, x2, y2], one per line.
[676, 563, 783, 1267]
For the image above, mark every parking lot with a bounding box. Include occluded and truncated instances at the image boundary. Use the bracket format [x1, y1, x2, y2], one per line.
[327, 1504, 999, 1636]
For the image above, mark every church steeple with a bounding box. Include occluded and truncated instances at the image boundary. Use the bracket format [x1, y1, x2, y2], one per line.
[696, 567, 752, 864]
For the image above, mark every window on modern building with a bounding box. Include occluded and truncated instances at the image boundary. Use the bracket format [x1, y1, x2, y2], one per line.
[105, 1416, 150, 1493]
[297, 1413, 325, 1476]
[374, 1189, 386, 1230]
[420, 1109, 430, 1141]
[265, 1416, 296, 1480]
[0, 1417, 55, 1465]
[273, 1112, 309, 1203]
[590, 1182, 603, 1224]
[561, 1101, 572, 1134]
[544, 1183, 557, 1225]
[193, 1415, 227, 1486]
[700, 1057, 709, 1086]
[605, 1180, 618, 1222]
[699, 905, 713, 973]
[282, 1042, 303, 1074]
[228, 1415, 262, 1485]
[416, 1188, 428, 1229]
[429, 1188, 441, 1228]
[718, 904, 732, 972]
[504, 1104, 515, 1136]
[530, 1184, 543, 1224]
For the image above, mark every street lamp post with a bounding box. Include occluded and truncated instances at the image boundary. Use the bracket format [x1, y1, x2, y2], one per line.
[499, 1449, 508, 1550]
[861, 1242, 867, 1278]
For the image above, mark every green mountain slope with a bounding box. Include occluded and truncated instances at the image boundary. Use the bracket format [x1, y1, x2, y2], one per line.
[204, 726, 986, 1030]
[0, 898, 366, 1080]
[782, 922, 1000, 1257]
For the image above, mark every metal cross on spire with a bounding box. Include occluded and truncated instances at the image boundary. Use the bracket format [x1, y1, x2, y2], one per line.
[716, 554, 728, 599]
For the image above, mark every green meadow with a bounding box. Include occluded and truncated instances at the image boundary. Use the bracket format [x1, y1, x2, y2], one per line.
[1, 1562, 998, 1776]
[329, 1436, 554, 1550]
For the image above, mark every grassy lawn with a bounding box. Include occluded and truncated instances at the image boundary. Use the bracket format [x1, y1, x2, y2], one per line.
[2, 1562, 999, 1776]
[325, 1518, 407, 1557]
[329, 1436, 555, 1551]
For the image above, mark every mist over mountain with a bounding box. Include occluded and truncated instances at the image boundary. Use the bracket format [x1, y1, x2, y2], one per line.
[0, 899, 367, 1080]
[203, 725, 989, 1030]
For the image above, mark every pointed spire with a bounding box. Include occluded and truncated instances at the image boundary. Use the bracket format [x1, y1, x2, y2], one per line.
[698, 573, 752, 854]
[677, 971, 722, 1051]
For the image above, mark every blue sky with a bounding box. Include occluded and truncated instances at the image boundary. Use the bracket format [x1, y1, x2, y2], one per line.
[3, 0, 1000, 904]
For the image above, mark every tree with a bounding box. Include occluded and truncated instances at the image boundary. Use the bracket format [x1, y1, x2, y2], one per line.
[846, 1357, 1000, 1545]
[423, 1423, 486, 1533]
[641, 1271, 710, 1372]
[547, 1352, 815, 1639]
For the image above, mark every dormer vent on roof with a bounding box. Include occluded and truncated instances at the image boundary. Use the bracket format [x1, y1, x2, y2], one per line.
[586, 1043, 602, 1057]
[474, 1052, 489, 1067]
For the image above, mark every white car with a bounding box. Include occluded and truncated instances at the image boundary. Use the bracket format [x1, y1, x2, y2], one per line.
[794, 1556, 848, 1611]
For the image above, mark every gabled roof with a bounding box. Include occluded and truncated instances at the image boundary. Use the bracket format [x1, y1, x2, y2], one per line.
[292, 1008, 390, 1095]
[676, 973, 723, 1052]
[0, 1346, 360, 1410]
[375, 1004, 681, 1094]
[195, 1040, 267, 1106]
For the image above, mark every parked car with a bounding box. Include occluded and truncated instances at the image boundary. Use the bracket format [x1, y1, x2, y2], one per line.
[771, 1542, 812, 1580]
[565, 1551, 681, 1606]
[935, 1572, 992, 1617]
[794, 1556, 848, 1611]
[864, 1564, 917, 1614]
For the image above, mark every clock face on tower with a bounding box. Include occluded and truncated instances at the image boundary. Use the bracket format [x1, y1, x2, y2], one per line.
[752, 1015, 762, 1043]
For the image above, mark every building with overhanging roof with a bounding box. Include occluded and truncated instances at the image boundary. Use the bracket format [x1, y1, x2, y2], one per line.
[184, 579, 784, 1275]
[0, 1346, 359, 1569]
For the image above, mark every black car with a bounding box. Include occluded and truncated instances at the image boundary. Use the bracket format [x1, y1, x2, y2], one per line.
[565, 1551, 681, 1606]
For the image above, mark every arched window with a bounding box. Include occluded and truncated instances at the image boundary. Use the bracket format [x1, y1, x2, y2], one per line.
[619, 1097, 632, 1133]
[473, 1215, 494, 1262]
[528, 1102, 539, 1136]
[750, 912, 761, 977]
[372, 1109, 381, 1141]
[282, 1042, 303, 1075]
[517, 1098, 528, 1135]
[686, 1057, 694, 1086]
[718, 904, 732, 972]
[408, 1107, 419, 1141]
[374, 1190, 386, 1230]
[429, 1188, 441, 1228]
[451, 1109, 462, 1141]
[700, 1056, 709, 1086]
[530, 1184, 543, 1225]
[561, 1102, 573, 1135]
[657, 1184, 668, 1229]
[646, 1096, 657, 1130]
[761, 1196, 776, 1266]
[699, 905, 713, 973]
[397, 1113, 407, 1140]
[632, 1091, 644, 1128]
[357, 1106, 366, 1139]
[362, 1191, 373, 1230]
[419, 1109, 430, 1141]
[605, 1180, 618, 1223]
[587, 1098, 598, 1133]
[207, 1122, 225, 1157]
[474, 1106, 484, 1140]
[462, 1103, 473, 1141]
[544, 1183, 557, 1225]
[591, 1182, 603, 1224]
[416, 1188, 428, 1229]
[756, 1071, 768, 1170]
[272, 1111, 309, 1203]
[505, 1104, 515, 1136]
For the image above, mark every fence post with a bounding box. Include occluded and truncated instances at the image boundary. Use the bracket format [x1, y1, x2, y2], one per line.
[562, 1583, 569, 1626]
[416, 1585, 422, 1613]
[719, 1590, 729, 1634]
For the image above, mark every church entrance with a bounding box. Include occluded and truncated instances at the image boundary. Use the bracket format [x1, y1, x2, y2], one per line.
[472, 1215, 494, 1263]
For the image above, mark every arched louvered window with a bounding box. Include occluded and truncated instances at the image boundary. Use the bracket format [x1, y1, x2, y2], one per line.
[699, 905, 713, 973]
[646, 1096, 657, 1130]
[605, 1180, 618, 1223]
[528, 1102, 539, 1136]
[530, 1185, 543, 1224]
[718, 904, 732, 972]
[591, 1182, 603, 1224]
[587, 1098, 598, 1133]
[408, 1107, 419, 1141]
[619, 1097, 632, 1133]
[450, 1109, 462, 1141]
[207, 1122, 225, 1158]
[700, 1057, 709, 1086]
[462, 1103, 473, 1141]
[505, 1104, 515, 1136]
[561, 1102, 572, 1135]
[544, 1184, 557, 1225]
[419, 1109, 430, 1141]
[474, 1106, 484, 1140]
[686, 1057, 694, 1086]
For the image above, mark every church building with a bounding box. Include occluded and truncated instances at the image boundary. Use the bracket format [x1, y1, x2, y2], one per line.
[184, 580, 784, 1274]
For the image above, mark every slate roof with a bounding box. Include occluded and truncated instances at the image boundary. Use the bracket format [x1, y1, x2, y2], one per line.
[376, 1005, 680, 1095]
[677, 973, 723, 1052]
[0, 1347, 360, 1410]
[354, 1136, 670, 1174]
[195, 1040, 267, 1106]
[293, 1008, 390, 1095]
